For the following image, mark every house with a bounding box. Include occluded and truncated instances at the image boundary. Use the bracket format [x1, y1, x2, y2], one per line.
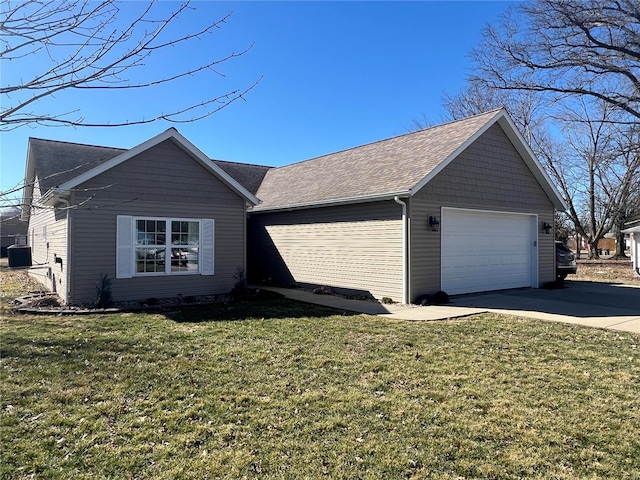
[622, 223, 640, 277]
[248, 109, 566, 303]
[21, 128, 266, 305]
[21, 108, 566, 306]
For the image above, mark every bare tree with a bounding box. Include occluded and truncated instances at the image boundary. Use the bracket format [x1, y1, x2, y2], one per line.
[548, 100, 640, 258]
[440, 79, 640, 259]
[472, 0, 640, 121]
[435, 0, 640, 259]
[0, 0, 259, 130]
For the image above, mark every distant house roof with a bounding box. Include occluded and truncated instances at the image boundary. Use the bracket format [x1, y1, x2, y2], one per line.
[252, 109, 566, 212]
[22, 129, 271, 220]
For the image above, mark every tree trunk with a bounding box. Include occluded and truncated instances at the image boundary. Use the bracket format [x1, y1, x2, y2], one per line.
[613, 230, 628, 259]
[588, 240, 600, 260]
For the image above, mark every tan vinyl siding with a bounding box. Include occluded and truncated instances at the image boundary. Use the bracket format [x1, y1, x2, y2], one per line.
[27, 176, 69, 302]
[249, 201, 404, 302]
[68, 139, 246, 305]
[410, 123, 556, 300]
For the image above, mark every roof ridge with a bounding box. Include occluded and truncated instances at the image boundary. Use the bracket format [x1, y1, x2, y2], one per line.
[269, 108, 505, 171]
[213, 158, 274, 169]
[29, 137, 127, 151]
[413, 107, 505, 133]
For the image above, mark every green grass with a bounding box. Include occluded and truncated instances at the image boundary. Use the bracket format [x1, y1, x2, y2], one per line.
[1, 273, 639, 479]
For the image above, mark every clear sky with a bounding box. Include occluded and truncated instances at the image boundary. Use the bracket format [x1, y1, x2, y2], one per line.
[1, 1, 517, 200]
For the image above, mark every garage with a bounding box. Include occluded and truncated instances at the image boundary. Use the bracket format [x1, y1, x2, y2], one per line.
[441, 208, 537, 295]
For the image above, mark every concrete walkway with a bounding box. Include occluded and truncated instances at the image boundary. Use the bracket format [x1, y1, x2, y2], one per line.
[260, 282, 640, 334]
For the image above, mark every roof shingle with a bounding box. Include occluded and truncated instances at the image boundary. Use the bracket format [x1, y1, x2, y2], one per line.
[27, 137, 271, 196]
[253, 109, 503, 210]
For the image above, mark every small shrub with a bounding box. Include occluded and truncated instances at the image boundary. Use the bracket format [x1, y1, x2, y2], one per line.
[93, 274, 113, 308]
[230, 267, 248, 298]
[433, 290, 450, 305]
[142, 297, 159, 307]
[415, 294, 431, 306]
[381, 297, 394, 304]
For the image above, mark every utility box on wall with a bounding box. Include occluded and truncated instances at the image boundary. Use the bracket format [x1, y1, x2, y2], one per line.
[7, 245, 32, 268]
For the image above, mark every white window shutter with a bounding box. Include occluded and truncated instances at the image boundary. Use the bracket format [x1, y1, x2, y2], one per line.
[116, 215, 134, 279]
[201, 219, 215, 275]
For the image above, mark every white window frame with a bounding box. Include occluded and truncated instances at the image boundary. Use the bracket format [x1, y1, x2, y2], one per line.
[135, 217, 201, 276]
[116, 215, 215, 279]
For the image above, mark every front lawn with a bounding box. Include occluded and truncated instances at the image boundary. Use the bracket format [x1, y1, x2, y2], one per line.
[1, 273, 639, 479]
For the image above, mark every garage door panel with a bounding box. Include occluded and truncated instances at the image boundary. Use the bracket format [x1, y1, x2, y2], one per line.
[442, 209, 534, 295]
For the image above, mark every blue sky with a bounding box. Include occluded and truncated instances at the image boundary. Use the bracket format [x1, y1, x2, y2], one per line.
[1, 1, 517, 199]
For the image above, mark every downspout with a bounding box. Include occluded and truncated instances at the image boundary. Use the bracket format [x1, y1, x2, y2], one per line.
[394, 196, 409, 304]
[57, 198, 72, 304]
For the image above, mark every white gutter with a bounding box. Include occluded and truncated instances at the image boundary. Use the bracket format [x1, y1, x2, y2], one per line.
[393, 196, 409, 304]
[250, 190, 412, 213]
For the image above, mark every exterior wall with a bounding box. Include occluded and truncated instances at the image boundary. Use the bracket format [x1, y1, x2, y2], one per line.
[409, 123, 556, 300]
[68, 139, 247, 305]
[248, 200, 405, 302]
[27, 176, 70, 302]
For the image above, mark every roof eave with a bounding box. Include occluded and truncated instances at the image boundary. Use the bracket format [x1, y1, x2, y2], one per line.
[409, 109, 568, 211]
[55, 129, 260, 206]
[249, 191, 411, 213]
[20, 141, 36, 222]
[39, 188, 71, 207]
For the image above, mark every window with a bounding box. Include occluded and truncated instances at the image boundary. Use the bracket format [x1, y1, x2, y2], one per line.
[116, 216, 214, 278]
[134, 218, 200, 274]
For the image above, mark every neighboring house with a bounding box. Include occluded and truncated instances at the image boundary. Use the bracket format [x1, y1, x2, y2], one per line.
[21, 128, 265, 305]
[1, 207, 28, 257]
[21, 108, 567, 306]
[622, 223, 640, 277]
[248, 109, 566, 303]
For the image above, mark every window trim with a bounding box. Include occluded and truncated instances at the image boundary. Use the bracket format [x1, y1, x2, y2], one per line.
[133, 216, 202, 276]
[116, 215, 215, 278]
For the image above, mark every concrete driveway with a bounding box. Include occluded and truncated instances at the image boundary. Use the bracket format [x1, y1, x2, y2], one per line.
[261, 281, 640, 334]
[453, 281, 640, 333]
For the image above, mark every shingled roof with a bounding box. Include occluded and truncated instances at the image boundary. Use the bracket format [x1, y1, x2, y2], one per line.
[252, 109, 509, 211]
[28, 138, 125, 196]
[25, 136, 271, 198]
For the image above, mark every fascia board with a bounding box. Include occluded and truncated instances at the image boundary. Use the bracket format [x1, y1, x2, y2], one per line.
[249, 191, 411, 213]
[20, 143, 36, 221]
[408, 110, 568, 211]
[36, 187, 70, 207]
[409, 109, 504, 197]
[496, 114, 568, 211]
[168, 130, 260, 206]
[56, 129, 176, 191]
[56, 129, 260, 206]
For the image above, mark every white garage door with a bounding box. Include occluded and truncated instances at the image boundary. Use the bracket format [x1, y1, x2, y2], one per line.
[441, 209, 536, 295]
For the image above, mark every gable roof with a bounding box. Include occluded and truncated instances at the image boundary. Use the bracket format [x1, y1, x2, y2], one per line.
[22, 129, 269, 220]
[252, 109, 566, 212]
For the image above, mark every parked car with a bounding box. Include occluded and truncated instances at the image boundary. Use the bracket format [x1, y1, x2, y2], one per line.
[556, 241, 577, 280]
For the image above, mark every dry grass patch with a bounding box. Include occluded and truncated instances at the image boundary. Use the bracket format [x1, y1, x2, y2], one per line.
[575, 258, 640, 285]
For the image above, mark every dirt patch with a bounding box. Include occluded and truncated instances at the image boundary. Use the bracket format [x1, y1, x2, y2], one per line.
[575, 259, 639, 285]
